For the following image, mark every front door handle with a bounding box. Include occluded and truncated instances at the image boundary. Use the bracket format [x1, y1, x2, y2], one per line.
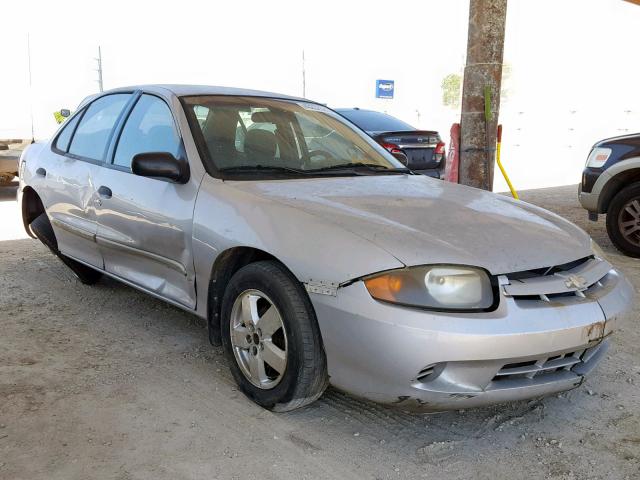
[97, 186, 112, 199]
[36, 167, 46, 177]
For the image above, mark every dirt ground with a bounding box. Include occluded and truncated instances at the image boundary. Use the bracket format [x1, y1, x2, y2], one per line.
[0, 181, 638, 480]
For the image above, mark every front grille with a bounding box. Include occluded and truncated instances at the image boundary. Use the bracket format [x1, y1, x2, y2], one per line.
[416, 364, 436, 382]
[508, 257, 590, 281]
[492, 342, 604, 382]
[502, 256, 612, 303]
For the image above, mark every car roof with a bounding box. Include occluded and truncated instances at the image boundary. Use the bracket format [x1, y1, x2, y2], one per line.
[105, 84, 308, 102]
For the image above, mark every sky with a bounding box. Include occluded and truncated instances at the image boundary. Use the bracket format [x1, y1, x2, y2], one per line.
[1, 0, 639, 190]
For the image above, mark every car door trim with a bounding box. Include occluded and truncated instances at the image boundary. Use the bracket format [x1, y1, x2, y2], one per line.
[50, 217, 96, 241]
[95, 235, 188, 276]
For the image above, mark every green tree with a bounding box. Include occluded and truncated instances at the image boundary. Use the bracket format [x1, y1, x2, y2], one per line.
[441, 73, 462, 109]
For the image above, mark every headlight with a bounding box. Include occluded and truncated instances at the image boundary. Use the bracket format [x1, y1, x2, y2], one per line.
[364, 265, 495, 311]
[585, 147, 611, 168]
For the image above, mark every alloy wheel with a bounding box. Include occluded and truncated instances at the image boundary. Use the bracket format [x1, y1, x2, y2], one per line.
[618, 198, 640, 247]
[230, 289, 288, 389]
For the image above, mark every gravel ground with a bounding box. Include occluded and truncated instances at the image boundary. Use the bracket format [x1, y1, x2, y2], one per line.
[0, 182, 638, 480]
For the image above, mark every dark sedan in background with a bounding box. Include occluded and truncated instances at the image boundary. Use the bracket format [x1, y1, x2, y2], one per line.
[336, 108, 445, 178]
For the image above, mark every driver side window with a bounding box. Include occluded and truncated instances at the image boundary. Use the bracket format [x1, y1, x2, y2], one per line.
[113, 95, 181, 168]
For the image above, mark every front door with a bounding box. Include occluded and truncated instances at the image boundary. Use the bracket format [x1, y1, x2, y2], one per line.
[94, 94, 200, 308]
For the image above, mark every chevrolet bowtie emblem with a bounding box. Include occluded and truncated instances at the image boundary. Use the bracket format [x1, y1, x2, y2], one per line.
[564, 274, 588, 290]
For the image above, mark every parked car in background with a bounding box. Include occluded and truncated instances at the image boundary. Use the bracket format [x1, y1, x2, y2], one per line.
[18, 85, 632, 413]
[579, 132, 640, 256]
[335, 108, 445, 178]
[0, 141, 24, 185]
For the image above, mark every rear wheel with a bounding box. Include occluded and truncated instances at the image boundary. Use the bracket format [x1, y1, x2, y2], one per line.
[606, 182, 640, 257]
[221, 261, 328, 411]
[30, 213, 102, 285]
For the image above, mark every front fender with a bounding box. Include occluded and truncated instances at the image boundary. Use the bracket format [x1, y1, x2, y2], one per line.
[191, 176, 404, 318]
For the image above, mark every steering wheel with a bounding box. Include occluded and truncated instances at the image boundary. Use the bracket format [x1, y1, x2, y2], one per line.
[308, 149, 336, 162]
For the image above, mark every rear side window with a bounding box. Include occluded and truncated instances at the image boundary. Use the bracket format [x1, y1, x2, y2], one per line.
[113, 95, 181, 168]
[68, 94, 130, 161]
[54, 114, 81, 152]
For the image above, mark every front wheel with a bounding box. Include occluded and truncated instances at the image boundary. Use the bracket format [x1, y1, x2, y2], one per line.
[221, 261, 328, 411]
[606, 182, 640, 257]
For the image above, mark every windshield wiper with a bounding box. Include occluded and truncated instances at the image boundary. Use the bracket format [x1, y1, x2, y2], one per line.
[219, 163, 412, 176]
[310, 163, 412, 174]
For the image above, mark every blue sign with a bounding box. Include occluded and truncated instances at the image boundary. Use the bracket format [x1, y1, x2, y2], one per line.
[375, 79, 394, 99]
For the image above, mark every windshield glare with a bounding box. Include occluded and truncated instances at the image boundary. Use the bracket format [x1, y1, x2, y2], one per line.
[183, 96, 404, 175]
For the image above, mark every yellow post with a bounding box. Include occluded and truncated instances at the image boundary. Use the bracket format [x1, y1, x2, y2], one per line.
[496, 124, 519, 200]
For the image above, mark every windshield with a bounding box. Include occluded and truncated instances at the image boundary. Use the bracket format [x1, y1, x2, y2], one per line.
[336, 109, 415, 133]
[182, 96, 405, 177]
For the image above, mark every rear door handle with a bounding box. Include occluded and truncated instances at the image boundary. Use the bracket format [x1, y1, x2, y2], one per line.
[97, 186, 112, 199]
[36, 167, 46, 177]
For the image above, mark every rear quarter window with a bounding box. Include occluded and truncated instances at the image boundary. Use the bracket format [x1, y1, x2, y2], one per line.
[53, 114, 82, 152]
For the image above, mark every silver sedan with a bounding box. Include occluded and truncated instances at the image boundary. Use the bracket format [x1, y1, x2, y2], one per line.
[18, 85, 634, 412]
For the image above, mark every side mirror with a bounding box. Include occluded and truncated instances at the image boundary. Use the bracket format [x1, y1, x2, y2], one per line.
[131, 152, 190, 184]
[60, 109, 71, 118]
[391, 151, 409, 166]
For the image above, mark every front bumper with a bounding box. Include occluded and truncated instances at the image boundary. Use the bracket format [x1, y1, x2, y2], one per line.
[578, 183, 599, 213]
[311, 265, 633, 411]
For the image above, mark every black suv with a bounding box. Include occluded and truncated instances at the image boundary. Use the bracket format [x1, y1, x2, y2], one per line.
[579, 133, 640, 256]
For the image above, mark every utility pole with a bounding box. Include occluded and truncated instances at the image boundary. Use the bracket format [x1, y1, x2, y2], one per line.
[458, 0, 507, 191]
[95, 46, 104, 93]
[302, 50, 306, 98]
[27, 34, 35, 142]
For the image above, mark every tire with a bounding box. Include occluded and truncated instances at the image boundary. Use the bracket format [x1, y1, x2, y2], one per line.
[606, 182, 640, 258]
[221, 260, 328, 411]
[30, 213, 102, 285]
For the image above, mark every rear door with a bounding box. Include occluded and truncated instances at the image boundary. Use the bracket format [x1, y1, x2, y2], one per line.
[45, 93, 132, 267]
[94, 93, 200, 308]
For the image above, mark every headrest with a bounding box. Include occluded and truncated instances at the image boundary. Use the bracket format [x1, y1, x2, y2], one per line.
[251, 111, 279, 123]
[244, 129, 277, 159]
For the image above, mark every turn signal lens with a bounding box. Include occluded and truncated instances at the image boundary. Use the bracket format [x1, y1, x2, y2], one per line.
[364, 274, 404, 301]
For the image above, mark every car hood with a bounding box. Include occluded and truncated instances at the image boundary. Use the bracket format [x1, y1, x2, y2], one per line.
[227, 175, 593, 275]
